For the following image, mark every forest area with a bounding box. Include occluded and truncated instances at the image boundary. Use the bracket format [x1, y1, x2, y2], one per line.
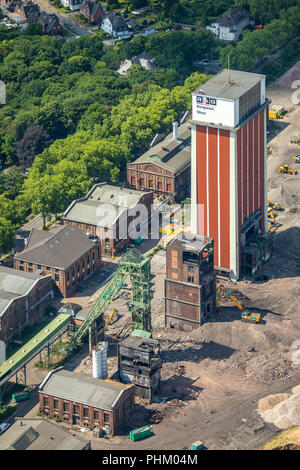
[0, 0, 299, 253]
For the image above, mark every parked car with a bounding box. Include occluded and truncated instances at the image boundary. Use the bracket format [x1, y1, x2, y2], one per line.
[0, 423, 11, 435]
[199, 59, 210, 66]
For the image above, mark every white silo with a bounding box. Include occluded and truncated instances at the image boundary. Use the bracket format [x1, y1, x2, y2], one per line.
[92, 342, 108, 379]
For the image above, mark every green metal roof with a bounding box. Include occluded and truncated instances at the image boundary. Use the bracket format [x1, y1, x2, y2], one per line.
[131, 329, 151, 339]
[0, 314, 71, 380]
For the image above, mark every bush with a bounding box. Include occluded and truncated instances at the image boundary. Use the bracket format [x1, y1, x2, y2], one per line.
[0, 405, 14, 423]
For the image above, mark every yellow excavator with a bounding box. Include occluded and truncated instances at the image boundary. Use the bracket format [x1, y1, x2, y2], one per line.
[267, 209, 280, 233]
[278, 165, 297, 175]
[268, 200, 281, 211]
[106, 308, 119, 327]
[216, 285, 261, 324]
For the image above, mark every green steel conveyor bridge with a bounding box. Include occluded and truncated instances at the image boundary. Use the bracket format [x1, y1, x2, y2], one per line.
[0, 313, 71, 405]
[71, 249, 154, 347]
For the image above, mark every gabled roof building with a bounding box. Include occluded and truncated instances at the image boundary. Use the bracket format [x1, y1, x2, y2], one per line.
[14, 225, 101, 297]
[0, 266, 53, 345]
[206, 7, 252, 41]
[39, 368, 135, 435]
[127, 120, 191, 202]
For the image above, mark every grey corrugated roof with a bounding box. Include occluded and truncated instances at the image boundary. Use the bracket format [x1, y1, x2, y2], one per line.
[14, 225, 96, 269]
[40, 368, 132, 411]
[193, 69, 264, 101]
[0, 266, 52, 317]
[0, 418, 90, 450]
[64, 184, 150, 228]
[0, 266, 45, 295]
[130, 121, 191, 174]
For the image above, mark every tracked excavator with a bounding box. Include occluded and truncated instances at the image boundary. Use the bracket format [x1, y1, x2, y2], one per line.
[278, 165, 297, 175]
[216, 285, 261, 324]
[267, 208, 280, 233]
[268, 200, 281, 211]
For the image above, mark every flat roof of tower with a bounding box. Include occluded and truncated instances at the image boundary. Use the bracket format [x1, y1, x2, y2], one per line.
[193, 69, 265, 101]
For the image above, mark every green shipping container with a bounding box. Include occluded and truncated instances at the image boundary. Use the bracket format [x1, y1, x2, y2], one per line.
[192, 441, 204, 450]
[12, 390, 31, 402]
[129, 425, 151, 441]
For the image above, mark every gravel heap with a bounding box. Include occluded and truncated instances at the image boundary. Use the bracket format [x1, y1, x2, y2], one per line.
[259, 391, 300, 429]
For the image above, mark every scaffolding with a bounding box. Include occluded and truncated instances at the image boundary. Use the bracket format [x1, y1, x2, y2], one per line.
[71, 249, 154, 347]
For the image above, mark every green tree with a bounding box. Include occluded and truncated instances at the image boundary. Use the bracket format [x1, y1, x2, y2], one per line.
[1, 134, 16, 165]
[4, 165, 24, 197]
[0, 216, 15, 253]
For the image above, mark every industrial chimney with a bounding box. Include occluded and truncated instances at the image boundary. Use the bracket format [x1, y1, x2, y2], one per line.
[172, 121, 178, 140]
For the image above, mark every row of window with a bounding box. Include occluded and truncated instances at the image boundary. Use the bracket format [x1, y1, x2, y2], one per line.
[131, 176, 172, 192]
[43, 397, 109, 422]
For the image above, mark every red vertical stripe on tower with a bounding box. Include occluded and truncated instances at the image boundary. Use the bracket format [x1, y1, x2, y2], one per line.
[248, 119, 254, 215]
[196, 125, 207, 235]
[219, 129, 230, 269]
[208, 127, 219, 265]
[259, 111, 265, 230]
[242, 124, 248, 222]
[253, 115, 259, 211]
[236, 129, 242, 268]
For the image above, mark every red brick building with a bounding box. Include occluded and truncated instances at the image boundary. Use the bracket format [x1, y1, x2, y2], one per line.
[63, 183, 153, 258]
[39, 12, 62, 35]
[80, 0, 105, 24]
[127, 120, 191, 202]
[39, 368, 135, 436]
[165, 234, 216, 330]
[0, 266, 53, 345]
[14, 225, 101, 297]
[14, 0, 41, 22]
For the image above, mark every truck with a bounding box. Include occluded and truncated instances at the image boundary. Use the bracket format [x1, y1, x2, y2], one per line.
[269, 105, 284, 120]
[129, 425, 152, 441]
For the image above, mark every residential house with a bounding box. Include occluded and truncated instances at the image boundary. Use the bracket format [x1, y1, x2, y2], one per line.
[63, 183, 153, 257]
[100, 12, 132, 39]
[14, 0, 40, 22]
[127, 120, 191, 202]
[60, 0, 82, 11]
[0, 266, 53, 345]
[80, 0, 105, 24]
[39, 368, 135, 435]
[13, 225, 101, 297]
[0, 0, 17, 12]
[0, 418, 91, 450]
[39, 12, 62, 35]
[206, 7, 251, 41]
[117, 52, 156, 75]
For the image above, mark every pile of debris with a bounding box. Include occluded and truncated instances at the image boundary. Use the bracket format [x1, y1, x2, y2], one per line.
[218, 287, 250, 305]
[245, 353, 295, 384]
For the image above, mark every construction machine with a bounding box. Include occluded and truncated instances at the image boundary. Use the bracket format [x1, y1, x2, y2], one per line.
[216, 285, 261, 324]
[278, 165, 297, 175]
[267, 209, 276, 222]
[268, 200, 281, 211]
[293, 155, 300, 163]
[267, 207, 281, 232]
